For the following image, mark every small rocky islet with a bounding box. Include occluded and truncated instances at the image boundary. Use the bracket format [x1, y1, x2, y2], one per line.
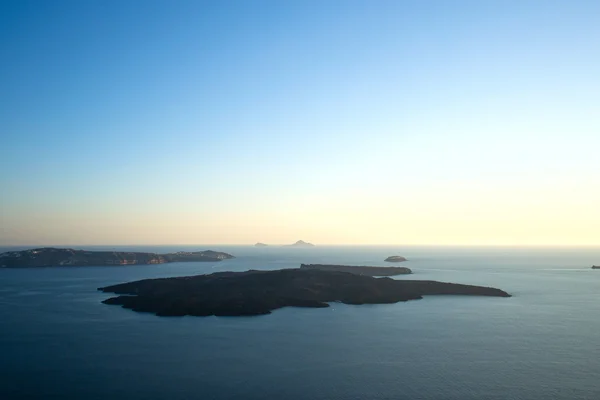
[385, 255, 408, 262]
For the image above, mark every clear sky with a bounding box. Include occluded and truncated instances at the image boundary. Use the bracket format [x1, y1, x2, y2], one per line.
[1, 0, 599, 246]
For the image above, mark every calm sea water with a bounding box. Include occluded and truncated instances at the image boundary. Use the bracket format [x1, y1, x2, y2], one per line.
[1, 245, 600, 400]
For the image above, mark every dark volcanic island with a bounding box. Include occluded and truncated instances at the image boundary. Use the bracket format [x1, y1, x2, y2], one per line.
[0, 248, 234, 267]
[98, 268, 511, 317]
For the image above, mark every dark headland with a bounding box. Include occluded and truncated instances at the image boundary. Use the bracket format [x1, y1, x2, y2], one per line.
[385, 256, 408, 262]
[592, 265, 600, 269]
[300, 264, 412, 276]
[0, 247, 234, 268]
[99, 268, 511, 317]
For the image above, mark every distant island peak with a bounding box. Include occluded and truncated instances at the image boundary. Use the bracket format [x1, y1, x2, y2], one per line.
[289, 240, 315, 247]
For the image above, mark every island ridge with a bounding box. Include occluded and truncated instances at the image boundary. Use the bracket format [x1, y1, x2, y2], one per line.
[300, 264, 412, 276]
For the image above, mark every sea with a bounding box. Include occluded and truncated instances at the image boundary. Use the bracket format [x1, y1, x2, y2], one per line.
[1, 245, 600, 400]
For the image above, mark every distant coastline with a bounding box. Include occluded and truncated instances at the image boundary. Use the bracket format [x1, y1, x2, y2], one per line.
[0, 247, 234, 268]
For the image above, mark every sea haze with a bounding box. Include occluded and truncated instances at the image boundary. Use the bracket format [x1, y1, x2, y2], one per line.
[1, 246, 600, 400]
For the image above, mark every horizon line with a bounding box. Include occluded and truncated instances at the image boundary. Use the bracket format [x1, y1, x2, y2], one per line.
[1, 243, 599, 248]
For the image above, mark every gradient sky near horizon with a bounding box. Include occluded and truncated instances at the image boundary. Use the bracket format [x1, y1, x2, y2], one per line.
[1, 0, 599, 246]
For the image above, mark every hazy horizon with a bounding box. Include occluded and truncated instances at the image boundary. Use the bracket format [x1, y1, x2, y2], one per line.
[2, 243, 600, 249]
[2, 1, 599, 247]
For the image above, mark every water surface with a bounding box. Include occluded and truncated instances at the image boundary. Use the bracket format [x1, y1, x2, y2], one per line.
[1, 246, 599, 400]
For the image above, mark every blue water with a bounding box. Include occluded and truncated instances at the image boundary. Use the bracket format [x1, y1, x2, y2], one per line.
[1, 245, 600, 400]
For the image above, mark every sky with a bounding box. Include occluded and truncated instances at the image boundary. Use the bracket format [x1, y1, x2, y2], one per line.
[1, 0, 599, 246]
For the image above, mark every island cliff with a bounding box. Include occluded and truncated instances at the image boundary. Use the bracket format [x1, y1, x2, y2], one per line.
[0, 248, 234, 268]
[254, 243, 268, 247]
[98, 268, 511, 317]
[300, 264, 411, 276]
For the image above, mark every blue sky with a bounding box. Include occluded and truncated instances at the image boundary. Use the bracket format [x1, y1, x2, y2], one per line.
[1, 1, 599, 245]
